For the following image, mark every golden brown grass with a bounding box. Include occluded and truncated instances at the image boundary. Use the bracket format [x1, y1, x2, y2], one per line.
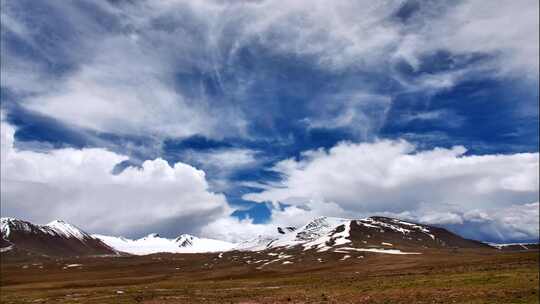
[1, 249, 538, 303]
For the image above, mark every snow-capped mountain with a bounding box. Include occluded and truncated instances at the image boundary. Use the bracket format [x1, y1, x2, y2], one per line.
[93, 233, 235, 255]
[1, 216, 505, 258]
[0, 217, 117, 256]
[233, 216, 491, 253]
[489, 243, 539, 251]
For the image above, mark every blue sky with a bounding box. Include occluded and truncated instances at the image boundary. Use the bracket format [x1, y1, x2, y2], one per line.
[1, 0, 538, 243]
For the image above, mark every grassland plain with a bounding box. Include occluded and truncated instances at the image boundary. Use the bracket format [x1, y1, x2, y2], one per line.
[1, 249, 538, 304]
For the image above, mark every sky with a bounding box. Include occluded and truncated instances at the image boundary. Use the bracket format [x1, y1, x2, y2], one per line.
[1, 0, 538, 243]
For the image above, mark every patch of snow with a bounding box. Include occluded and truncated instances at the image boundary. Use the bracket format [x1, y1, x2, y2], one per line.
[394, 220, 435, 239]
[362, 218, 411, 234]
[334, 247, 421, 255]
[282, 261, 293, 264]
[488, 242, 537, 249]
[316, 246, 332, 252]
[253, 259, 268, 264]
[356, 221, 378, 228]
[381, 242, 393, 246]
[0, 245, 13, 253]
[340, 255, 351, 261]
[256, 252, 293, 269]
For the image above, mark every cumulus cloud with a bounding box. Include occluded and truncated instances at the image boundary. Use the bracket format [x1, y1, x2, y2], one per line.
[0, 118, 231, 237]
[244, 140, 539, 241]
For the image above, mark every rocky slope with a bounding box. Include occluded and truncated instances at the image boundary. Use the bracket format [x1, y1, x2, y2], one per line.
[235, 216, 492, 253]
[1, 218, 117, 256]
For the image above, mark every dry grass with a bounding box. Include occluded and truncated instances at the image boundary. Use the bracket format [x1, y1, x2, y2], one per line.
[1, 249, 538, 303]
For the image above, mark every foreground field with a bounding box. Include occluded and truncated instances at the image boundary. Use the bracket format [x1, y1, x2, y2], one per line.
[1, 249, 538, 304]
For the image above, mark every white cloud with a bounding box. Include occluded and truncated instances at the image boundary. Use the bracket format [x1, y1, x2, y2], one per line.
[304, 92, 393, 139]
[1, 1, 538, 242]
[1, 1, 248, 139]
[0, 118, 231, 237]
[2, 0, 536, 139]
[177, 148, 261, 192]
[396, 110, 465, 129]
[403, 202, 540, 242]
[244, 140, 539, 240]
[2, 116, 537, 242]
[423, 1, 538, 80]
[182, 148, 259, 171]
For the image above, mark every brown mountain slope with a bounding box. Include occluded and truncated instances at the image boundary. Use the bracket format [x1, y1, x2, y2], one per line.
[1, 218, 117, 257]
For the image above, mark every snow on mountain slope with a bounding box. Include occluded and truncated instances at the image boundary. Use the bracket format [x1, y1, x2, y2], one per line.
[45, 220, 90, 240]
[1, 218, 90, 241]
[93, 233, 235, 255]
[488, 242, 539, 251]
[234, 217, 352, 251]
[1, 217, 117, 256]
[2, 216, 497, 257]
[235, 235, 277, 251]
[271, 217, 352, 251]
[234, 216, 491, 253]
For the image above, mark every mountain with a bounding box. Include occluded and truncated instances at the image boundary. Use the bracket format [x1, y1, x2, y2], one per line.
[93, 233, 235, 255]
[0, 218, 117, 256]
[489, 243, 540, 251]
[3, 216, 530, 258]
[234, 216, 492, 253]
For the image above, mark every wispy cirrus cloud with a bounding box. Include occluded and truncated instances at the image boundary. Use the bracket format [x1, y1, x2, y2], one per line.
[2, 0, 537, 140]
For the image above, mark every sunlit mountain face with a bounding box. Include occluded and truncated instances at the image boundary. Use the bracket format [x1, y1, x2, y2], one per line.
[1, 0, 538, 244]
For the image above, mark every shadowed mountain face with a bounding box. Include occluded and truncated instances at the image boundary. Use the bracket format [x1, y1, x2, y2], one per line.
[0, 218, 117, 257]
[345, 216, 492, 250]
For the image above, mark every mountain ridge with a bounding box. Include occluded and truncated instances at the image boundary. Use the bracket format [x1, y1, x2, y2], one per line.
[2, 216, 536, 257]
[0, 217, 117, 256]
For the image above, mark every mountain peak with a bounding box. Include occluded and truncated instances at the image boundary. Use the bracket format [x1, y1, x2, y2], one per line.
[142, 233, 160, 239]
[1, 217, 35, 238]
[45, 219, 88, 240]
[1, 217, 116, 256]
[175, 234, 197, 247]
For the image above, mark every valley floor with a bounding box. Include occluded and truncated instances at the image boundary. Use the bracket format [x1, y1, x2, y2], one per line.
[1, 249, 538, 304]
